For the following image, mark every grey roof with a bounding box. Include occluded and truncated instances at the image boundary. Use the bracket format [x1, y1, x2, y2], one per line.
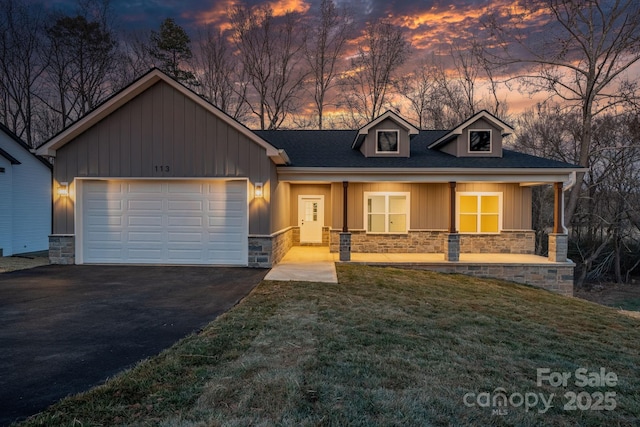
[255, 130, 580, 169]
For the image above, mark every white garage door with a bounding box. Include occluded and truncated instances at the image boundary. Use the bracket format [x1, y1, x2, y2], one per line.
[81, 180, 248, 265]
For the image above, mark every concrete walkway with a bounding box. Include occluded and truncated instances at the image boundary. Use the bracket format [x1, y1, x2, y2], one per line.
[264, 247, 338, 283]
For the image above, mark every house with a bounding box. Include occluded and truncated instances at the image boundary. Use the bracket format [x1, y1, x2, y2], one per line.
[0, 123, 52, 256]
[36, 69, 584, 295]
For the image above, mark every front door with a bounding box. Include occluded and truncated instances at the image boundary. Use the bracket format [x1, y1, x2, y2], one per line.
[298, 195, 324, 243]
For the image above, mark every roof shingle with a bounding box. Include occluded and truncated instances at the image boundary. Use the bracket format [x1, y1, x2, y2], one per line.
[255, 130, 579, 169]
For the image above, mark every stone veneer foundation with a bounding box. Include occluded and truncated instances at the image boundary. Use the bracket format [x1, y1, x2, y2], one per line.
[330, 230, 535, 254]
[409, 262, 574, 296]
[49, 234, 76, 265]
[248, 227, 294, 268]
[341, 259, 575, 297]
[330, 229, 573, 296]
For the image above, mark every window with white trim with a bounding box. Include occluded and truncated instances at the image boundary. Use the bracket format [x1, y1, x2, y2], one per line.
[457, 192, 501, 233]
[469, 129, 491, 152]
[376, 130, 399, 153]
[365, 192, 409, 233]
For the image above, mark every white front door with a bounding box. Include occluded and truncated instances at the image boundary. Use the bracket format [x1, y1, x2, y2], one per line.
[298, 195, 324, 243]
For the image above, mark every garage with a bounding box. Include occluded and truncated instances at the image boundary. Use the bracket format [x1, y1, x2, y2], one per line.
[79, 179, 248, 265]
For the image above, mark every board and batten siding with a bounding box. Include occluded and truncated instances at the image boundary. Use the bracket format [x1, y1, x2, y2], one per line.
[359, 117, 411, 158]
[331, 182, 532, 231]
[53, 80, 273, 235]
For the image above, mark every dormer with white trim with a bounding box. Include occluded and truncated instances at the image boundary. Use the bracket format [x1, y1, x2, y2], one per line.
[428, 110, 514, 158]
[352, 111, 419, 158]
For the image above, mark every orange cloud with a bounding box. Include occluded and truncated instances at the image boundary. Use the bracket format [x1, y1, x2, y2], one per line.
[183, 0, 238, 31]
[268, 0, 311, 16]
[186, 0, 310, 32]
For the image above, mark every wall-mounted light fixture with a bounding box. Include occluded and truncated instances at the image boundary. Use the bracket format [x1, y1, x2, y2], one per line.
[57, 182, 69, 196]
[255, 182, 263, 198]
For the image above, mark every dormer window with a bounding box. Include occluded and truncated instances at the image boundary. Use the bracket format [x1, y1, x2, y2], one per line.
[376, 130, 399, 153]
[469, 130, 491, 152]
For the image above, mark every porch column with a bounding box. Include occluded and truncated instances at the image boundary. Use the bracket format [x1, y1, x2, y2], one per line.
[342, 181, 348, 232]
[340, 181, 351, 261]
[448, 181, 457, 233]
[552, 182, 563, 234]
[445, 181, 460, 261]
[549, 182, 568, 262]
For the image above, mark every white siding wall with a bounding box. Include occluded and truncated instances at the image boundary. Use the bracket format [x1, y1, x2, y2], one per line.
[0, 131, 51, 256]
[0, 156, 12, 255]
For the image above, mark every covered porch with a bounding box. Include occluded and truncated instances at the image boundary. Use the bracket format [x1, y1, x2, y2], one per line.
[266, 247, 575, 296]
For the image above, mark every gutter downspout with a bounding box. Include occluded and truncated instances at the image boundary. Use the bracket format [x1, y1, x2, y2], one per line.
[561, 171, 577, 234]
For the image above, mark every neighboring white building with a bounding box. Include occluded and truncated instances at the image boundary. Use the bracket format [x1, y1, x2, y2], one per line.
[0, 123, 51, 256]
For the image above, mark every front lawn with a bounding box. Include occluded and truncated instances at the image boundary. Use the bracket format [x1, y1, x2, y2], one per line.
[20, 265, 640, 426]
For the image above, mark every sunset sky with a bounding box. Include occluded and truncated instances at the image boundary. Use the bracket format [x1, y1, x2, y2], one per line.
[34, 0, 640, 116]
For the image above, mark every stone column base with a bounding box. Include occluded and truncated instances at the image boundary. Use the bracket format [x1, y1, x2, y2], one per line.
[339, 232, 351, 261]
[49, 235, 75, 265]
[549, 233, 568, 262]
[444, 233, 460, 261]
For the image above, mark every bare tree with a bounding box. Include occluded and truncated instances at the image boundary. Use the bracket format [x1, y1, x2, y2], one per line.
[395, 61, 434, 129]
[115, 29, 155, 88]
[230, 3, 308, 130]
[0, 0, 47, 146]
[304, 0, 350, 129]
[194, 26, 248, 121]
[343, 19, 410, 125]
[399, 44, 508, 130]
[484, 0, 640, 225]
[43, 6, 117, 129]
[514, 104, 581, 254]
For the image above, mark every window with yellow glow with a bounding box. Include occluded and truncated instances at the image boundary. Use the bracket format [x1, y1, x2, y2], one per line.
[457, 193, 501, 233]
[365, 192, 409, 233]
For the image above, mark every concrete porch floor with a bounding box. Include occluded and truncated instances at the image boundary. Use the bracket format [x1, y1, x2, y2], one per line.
[264, 246, 571, 283]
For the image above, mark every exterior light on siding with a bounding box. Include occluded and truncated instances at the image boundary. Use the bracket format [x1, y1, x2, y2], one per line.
[255, 182, 263, 198]
[57, 182, 69, 196]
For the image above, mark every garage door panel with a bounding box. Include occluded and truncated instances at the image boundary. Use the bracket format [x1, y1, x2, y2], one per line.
[128, 200, 163, 210]
[129, 215, 163, 226]
[127, 248, 164, 262]
[85, 248, 125, 261]
[168, 232, 203, 243]
[87, 199, 123, 210]
[87, 231, 122, 242]
[168, 200, 203, 211]
[82, 180, 248, 265]
[128, 182, 163, 193]
[168, 216, 203, 227]
[128, 231, 163, 242]
[87, 216, 122, 226]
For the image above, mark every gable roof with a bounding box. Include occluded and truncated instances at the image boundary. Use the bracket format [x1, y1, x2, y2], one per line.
[352, 110, 420, 149]
[0, 122, 52, 169]
[428, 110, 515, 149]
[36, 68, 289, 165]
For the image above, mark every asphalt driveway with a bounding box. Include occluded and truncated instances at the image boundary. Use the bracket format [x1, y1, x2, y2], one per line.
[0, 265, 266, 426]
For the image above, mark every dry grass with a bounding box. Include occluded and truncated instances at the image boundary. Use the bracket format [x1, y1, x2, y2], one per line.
[0, 252, 49, 273]
[18, 265, 640, 426]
